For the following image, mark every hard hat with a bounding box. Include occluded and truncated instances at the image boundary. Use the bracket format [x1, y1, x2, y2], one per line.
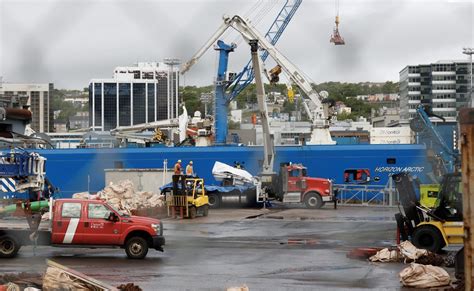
[189, 161, 193, 164]
[177, 160, 181, 163]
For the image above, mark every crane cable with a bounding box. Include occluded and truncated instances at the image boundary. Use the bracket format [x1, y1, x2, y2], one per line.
[222, 0, 264, 44]
[228, 0, 280, 47]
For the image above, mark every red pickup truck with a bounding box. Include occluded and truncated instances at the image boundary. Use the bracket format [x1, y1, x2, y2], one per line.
[0, 199, 165, 259]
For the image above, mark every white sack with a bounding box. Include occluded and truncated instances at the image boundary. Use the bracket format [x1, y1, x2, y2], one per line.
[399, 263, 450, 288]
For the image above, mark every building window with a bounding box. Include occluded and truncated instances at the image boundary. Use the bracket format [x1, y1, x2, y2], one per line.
[119, 83, 131, 126]
[94, 83, 102, 127]
[157, 75, 168, 120]
[133, 83, 146, 125]
[104, 83, 117, 130]
[147, 83, 155, 122]
[88, 83, 93, 127]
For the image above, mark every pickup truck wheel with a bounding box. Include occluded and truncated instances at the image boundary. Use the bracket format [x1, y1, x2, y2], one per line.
[304, 192, 323, 209]
[0, 235, 21, 258]
[189, 206, 197, 219]
[202, 205, 209, 217]
[125, 237, 149, 259]
[208, 194, 220, 208]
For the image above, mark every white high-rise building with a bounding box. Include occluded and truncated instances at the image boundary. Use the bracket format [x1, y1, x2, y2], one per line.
[399, 60, 472, 123]
[89, 62, 179, 131]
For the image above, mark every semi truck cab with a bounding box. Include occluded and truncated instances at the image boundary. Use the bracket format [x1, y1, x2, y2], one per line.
[0, 199, 165, 259]
[277, 163, 334, 209]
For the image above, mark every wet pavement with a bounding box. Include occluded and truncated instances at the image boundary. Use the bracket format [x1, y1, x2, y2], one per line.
[0, 206, 420, 290]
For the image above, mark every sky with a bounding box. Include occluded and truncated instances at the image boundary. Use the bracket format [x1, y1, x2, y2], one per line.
[0, 0, 473, 89]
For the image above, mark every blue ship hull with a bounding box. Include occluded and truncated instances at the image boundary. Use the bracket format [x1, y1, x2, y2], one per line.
[32, 144, 430, 198]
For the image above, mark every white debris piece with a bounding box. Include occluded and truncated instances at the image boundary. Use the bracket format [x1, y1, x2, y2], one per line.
[71, 192, 98, 200]
[399, 263, 450, 288]
[399, 241, 428, 262]
[369, 248, 399, 262]
[95, 180, 165, 213]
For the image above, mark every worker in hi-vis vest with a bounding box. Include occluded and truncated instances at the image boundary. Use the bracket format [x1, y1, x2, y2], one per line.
[186, 161, 194, 176]
[174, 160, 182, 175]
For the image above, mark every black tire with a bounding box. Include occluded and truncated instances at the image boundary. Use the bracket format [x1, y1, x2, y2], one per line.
[0, 235, 21, 258]
[304, 192, 323, 209]
[412, 225, 445, 253]
[208, 194, 220, 208]
[125, 237, 149, 259]
[189, 206, 197, 219]
[202, 205, 209, 217]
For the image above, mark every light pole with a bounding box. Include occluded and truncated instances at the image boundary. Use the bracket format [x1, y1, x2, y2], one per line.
[200, 93, 213, 116]
[463, 48, 473, 107]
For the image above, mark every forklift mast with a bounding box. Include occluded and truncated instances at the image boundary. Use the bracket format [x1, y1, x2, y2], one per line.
[393, 172, 424, 227]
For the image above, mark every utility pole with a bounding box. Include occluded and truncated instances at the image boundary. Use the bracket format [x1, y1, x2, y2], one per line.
[462, 48, 473, 107]
[460, 108, 474, 290]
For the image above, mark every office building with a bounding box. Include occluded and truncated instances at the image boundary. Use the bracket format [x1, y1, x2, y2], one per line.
[89, 62, 179, 131]
[0, 83, 54, 132]
[399, 60, 472, 123]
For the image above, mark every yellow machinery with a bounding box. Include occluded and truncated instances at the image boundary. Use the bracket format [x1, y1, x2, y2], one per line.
[420, 184, 440, 208]
[394, 172, 463, 252]
[165, 175, 209, 219]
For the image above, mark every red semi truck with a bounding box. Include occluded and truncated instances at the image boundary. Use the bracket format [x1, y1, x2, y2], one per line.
[0, 199, 165, 259]
[271, 163, 335, 209]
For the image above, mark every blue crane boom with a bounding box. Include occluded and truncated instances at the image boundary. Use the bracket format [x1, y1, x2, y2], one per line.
[410, 103, 460, 176]
[226, 0, 303, 102]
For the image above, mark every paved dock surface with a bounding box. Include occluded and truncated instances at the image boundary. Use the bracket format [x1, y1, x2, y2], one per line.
[0, 206, 428, 290]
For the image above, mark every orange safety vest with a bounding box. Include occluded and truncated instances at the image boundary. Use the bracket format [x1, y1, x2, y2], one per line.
[174, 163, 182, 174]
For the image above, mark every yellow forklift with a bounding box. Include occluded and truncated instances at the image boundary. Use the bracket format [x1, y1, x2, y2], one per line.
[394, 172, 463, 253]
[164, 175, 209, 219]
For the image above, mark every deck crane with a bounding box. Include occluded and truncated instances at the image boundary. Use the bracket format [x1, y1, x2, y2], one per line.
[227, 0, 303, 102]
[249, 39, 274, 181]
[182, 15, 335, 145]
[181, 0, 302, 144]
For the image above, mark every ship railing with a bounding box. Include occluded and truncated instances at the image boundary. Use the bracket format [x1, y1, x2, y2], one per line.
[335, 181, 399, 207]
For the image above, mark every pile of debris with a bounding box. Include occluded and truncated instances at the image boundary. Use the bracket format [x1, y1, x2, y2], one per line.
[366, 241, 455, 288]
[0, 272, 42, 290]
[73, 180, 165, 215]
[0, 260, 142, 291]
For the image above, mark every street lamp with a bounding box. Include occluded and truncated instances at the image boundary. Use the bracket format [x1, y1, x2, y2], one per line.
[462, 47, 473, 107]
[200, 93, 213, 116]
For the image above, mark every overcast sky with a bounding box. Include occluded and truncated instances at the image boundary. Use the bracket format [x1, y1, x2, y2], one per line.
[0, 0, 473, 89]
